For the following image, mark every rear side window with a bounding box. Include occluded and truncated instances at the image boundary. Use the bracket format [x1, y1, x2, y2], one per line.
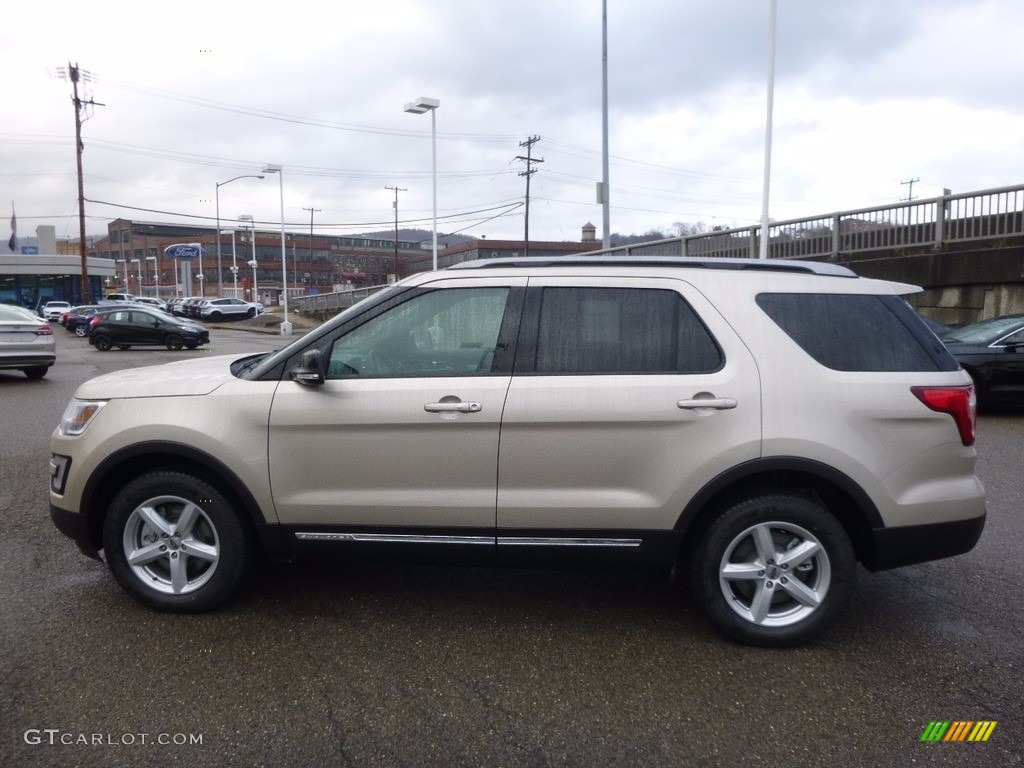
[533, 287, 722, 374]
[756, 293, 958, 372]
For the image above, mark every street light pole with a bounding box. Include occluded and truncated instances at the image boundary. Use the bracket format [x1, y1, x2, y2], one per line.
[230, 230, 238, 294]
[302, 207, 320, 293]
[403, 97, 440, 271]
[239, 215, 255, 302]
[760, 0, 778, 260]
[261, 164, 290, 334]
[215, 174, 264, 296]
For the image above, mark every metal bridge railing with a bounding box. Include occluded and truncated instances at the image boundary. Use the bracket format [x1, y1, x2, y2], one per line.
[598, 183, 1024, 261]
[291, 284, 388, 314]
[290, 184, 1024, 316]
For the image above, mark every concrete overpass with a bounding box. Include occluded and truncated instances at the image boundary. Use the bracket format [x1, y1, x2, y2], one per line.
[596, 183, 1024, 325]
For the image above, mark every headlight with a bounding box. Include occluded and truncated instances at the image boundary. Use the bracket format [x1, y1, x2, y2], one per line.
[59, 399, 107, 436]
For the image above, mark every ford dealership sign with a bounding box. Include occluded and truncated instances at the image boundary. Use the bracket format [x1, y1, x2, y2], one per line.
[164, 243, 205, 260]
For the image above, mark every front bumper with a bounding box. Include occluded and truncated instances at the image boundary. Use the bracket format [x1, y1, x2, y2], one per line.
[50, 504, 102, 562]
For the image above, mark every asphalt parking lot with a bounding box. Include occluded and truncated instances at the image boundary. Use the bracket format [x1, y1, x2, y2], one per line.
[1, 326, 1021, 767]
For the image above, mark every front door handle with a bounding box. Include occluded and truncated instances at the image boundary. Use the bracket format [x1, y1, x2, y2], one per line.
[424, 401, 483, 414]
[677, 397, 737, 411]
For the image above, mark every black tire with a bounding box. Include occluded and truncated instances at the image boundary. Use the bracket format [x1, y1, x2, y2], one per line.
[246, 308, 256, 318]
[166, 334, 184, 351]
[210, 311, 223, 321]
[74, 325, 88, 337]
[690, 493, 855, 647]
[102, 471, 253, 612]
[22, 366, 48, 380]
[93, 334, 112, 352]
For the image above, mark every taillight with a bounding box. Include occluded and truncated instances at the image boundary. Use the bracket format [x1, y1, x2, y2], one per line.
[36, 324, 53, 336]
[911, 385, 976, 446]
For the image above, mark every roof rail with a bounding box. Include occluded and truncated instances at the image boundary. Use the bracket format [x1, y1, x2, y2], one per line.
[448, 255, 857, 277]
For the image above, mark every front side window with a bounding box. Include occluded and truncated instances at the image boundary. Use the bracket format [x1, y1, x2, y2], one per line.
[327, 287, 511, 378]
[533, 287, 722, 374]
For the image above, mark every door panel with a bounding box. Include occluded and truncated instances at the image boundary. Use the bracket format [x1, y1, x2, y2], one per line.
[497, 277, 762, 538]
[267, 277, 526, 531]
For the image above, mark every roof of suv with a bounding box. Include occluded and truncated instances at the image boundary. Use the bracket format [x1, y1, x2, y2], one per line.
[449, 255, 858, 277]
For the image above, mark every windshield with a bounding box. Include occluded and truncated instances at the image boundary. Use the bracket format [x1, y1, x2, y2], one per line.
[944, 316, 1024, 344]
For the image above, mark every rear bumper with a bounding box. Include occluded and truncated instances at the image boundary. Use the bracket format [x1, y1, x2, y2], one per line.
[0, 354, 55, 368]
[863, 513, 986, 571]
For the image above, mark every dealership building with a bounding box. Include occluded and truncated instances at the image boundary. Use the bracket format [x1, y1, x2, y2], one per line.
[1, 226, 114, 309]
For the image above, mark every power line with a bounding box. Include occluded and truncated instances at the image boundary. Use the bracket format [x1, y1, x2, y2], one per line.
[84, 197, 523, 230]
[384, 187, 405, 281]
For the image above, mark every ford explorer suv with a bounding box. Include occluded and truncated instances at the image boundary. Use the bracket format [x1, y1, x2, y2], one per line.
[49, 257, 985, 647]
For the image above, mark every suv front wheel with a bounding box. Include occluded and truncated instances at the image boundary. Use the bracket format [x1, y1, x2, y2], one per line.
[102, 471, 251, 612]
[692, 493, 855, 647]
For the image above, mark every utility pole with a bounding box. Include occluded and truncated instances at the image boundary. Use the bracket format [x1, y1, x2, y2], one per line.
[385, 186, 405, 282]
[56, 63, 104, 302]
[516, 135, 543, 258]
[302, 207, 320, 292]
[901, 178, 920, 202]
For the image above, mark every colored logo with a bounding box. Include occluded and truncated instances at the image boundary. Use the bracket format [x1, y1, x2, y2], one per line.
[921, 721, 997, 742]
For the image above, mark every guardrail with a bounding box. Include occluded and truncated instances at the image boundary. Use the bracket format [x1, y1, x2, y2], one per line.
[290, 184, 1024, 317]
[598, 184, 1024, 261]
[291, 284, 388, 314]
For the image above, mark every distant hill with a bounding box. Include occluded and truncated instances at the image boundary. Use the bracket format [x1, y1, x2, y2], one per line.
[361, 229, 474, 248]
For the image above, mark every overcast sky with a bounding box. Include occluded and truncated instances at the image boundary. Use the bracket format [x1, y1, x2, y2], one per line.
[3, 0, 1024, 247]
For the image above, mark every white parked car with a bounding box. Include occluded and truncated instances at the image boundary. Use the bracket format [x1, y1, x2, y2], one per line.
[41, 300, 72, 321]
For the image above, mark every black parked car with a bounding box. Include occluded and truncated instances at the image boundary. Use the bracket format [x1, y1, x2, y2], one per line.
[88, 307, 210, 351]
[943, 314, 1024, 407]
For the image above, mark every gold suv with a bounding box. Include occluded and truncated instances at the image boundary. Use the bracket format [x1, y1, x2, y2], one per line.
[49, 257, 985, 646]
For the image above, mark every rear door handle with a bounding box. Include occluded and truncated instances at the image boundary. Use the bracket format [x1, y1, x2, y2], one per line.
[424, 401, 483, 413]
[676, 397, 737, 411]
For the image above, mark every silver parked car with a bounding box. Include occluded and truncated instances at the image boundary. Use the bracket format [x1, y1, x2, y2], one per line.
[1, 304, 56, 379]
[49, 257, 985, 646]
[197, 297, 263, 321]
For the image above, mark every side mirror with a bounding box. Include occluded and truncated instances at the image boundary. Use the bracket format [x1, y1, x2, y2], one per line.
[290, 349, 325, 387]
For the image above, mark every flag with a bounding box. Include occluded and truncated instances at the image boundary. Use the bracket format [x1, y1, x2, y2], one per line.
[7, 205, 16, 252]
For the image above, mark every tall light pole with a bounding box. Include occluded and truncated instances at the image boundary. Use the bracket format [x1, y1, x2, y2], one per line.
[759, 0, 778, 260]
[404, 97, 440, 271]
[302, 206, 320, 293]
[601, 0, 611, 249]
[215, 174, 264, 295]
[261, 164, 291, 334]
[239, 215, 256, 302]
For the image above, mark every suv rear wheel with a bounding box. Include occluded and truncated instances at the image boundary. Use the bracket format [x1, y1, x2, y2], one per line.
[102, 471, 252, 612]
[692, 493, 855, 647]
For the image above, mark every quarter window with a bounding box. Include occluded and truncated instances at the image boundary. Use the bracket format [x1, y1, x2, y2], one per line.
[756, 293, 956, 372]
[533, 287, 722, 374]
